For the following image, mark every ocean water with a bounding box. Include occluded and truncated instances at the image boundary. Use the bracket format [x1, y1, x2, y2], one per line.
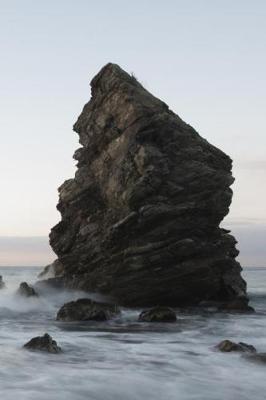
[0, 266, 265, 400]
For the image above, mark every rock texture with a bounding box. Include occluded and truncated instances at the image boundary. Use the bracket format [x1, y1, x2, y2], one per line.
[216, 340, 256, 353]
[47, 63, 249, 308]
[56, 298, 120, 321]
[138, 307, 177, 322]
[23, 333, 62, 353]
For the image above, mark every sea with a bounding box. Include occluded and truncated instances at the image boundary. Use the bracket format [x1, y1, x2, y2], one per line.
[0, 266, 265, 400]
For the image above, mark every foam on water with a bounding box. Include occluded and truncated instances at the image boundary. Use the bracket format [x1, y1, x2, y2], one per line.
[0, 266, 265, 400]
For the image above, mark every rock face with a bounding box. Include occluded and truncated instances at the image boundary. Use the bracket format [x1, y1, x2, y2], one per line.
[56, 298, 120, 321]
[23, 333, 62, 353]
[138, 307, 177, 322]
[47, 63, 249, 308]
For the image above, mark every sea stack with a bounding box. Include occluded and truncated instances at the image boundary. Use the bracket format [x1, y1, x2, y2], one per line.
[48, 63, 249, 308]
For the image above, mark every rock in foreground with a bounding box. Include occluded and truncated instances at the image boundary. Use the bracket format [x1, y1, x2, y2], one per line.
[216, 340, 256, 353]
[56, 298, 120, 321]
[47, 63, 250, 308]
[23, 333, 61, 354]
[139, 307, 177, 322]
[17, 282, 38, 297]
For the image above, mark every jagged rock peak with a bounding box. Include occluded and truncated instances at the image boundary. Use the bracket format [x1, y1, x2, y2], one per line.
[47, 63, 250, 309]
[90, 63, 166, 106]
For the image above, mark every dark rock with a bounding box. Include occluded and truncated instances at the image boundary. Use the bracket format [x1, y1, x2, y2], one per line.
[42, 63, 250, 308]
[23, 333, 62, 353]
[56, 298, 120, 321]
[0, 275, 6, 289]
[216, 339, 256, 353]
[17, 282, 38, 297]
[138, 307, 177, 322]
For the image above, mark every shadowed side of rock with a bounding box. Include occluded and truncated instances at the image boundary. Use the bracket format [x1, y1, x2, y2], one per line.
[45, 63, 249, 308]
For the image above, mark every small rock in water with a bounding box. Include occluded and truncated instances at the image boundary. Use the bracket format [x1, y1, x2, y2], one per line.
[216, 339, 256, 353]
[0, 275, 6, 289]
[17, 282, 38, 297]
[56, 298, 120, 321]
[23, 333, 62, 354]
[138, 306, 177, 322]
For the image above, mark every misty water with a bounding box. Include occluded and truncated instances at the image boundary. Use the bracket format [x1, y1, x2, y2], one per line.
[0, 267, 265, 400]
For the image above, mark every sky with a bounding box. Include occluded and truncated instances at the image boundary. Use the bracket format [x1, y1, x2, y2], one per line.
[0, 0, 265, 266]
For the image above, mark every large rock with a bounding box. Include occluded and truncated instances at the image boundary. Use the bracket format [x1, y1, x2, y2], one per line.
[46, 63, 249, 308]
[56, 298, 120, 321]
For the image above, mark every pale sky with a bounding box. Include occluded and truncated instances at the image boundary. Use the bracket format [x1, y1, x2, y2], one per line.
[0, 0, 265, 266]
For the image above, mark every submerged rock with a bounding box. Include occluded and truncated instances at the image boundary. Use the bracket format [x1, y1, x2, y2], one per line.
[138, 307, 177, 322]
[17, 282, 38, 297]
[243, 352, 266, 364]
[23, 333, 61, 353]
[44, 63, 250, 308]
[56, 298, 120, 321]
[216, 340, 256, 353]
